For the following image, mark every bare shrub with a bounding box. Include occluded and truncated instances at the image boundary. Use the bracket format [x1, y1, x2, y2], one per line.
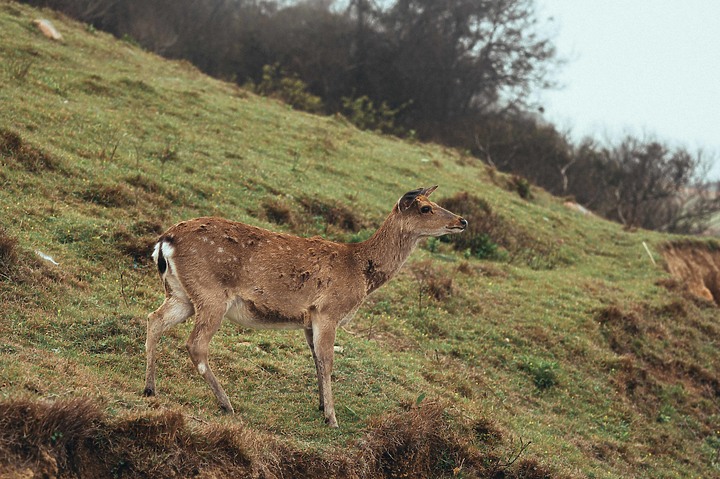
[411, 260, 454, 303]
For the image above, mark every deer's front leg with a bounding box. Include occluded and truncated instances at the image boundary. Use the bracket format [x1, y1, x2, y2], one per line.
[311, 321, 338, 427]
[304, 328, 325, 412]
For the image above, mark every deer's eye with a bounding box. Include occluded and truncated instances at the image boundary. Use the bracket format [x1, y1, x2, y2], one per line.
[420, 205, 432, 214]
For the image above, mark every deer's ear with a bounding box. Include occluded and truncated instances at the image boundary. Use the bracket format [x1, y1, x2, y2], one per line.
[420, 185, 438, 197]
[397, 186, 439, 212]
[397, 187, 424, 212]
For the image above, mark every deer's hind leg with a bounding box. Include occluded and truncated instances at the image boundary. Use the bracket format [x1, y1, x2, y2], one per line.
[144, 295, 194, 397]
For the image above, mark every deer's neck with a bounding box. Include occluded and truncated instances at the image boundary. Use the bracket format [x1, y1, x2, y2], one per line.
[355, 212, 419, 294]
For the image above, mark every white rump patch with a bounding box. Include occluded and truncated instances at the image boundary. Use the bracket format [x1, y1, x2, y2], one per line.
[161, 242, 175, 259]
[160, 242, 176, 274]
[152, 242, 161, 264]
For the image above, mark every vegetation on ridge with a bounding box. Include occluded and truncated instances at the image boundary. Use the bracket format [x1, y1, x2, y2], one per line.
[1, 3, 719, 477]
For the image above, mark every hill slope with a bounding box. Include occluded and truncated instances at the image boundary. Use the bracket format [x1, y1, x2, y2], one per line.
[1, 3, 719, 478]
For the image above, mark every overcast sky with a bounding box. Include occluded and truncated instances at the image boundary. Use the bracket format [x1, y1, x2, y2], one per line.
[537, 0, 720, 178]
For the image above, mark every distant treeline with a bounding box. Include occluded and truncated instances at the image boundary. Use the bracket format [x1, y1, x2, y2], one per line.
[22, 0, 720, 233]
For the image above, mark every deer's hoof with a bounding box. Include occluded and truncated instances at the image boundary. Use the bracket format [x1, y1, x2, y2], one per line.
[220, 404, 235, 415]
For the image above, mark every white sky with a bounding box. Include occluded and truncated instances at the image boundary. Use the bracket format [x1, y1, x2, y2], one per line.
[537, 0, 720, 179]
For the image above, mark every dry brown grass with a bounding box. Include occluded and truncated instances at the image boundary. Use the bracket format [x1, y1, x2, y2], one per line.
[0, 398, 563, 479]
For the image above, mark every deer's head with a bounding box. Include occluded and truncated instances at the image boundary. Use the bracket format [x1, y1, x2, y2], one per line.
[396, 186, 468, 237]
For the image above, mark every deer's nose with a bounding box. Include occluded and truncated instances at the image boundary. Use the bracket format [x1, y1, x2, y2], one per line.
[459, 217, 468, 229]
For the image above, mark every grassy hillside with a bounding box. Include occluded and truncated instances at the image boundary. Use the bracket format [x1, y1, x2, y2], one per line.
[1, 3, 719, 477]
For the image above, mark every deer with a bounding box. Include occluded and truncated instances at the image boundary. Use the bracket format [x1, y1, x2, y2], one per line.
[143, 186, 467, 427]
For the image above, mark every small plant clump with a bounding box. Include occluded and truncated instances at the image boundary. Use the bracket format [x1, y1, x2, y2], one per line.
[520, 356, 559, 391]
[509, 175, 533, 200]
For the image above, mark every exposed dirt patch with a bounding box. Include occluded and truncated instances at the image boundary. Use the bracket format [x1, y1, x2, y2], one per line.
[661, 241, 720, 306]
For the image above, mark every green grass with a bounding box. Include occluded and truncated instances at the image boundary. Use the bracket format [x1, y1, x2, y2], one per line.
[1, 2, 719, 477]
